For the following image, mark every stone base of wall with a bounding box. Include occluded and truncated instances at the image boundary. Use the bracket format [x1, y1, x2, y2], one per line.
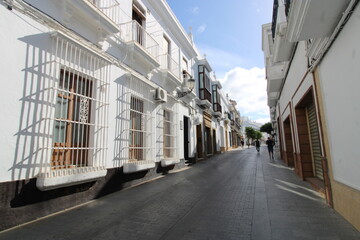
[0, 160, 186, 231]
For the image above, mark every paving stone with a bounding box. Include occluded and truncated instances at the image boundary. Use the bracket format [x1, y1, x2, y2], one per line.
[0, 147, 359, 240]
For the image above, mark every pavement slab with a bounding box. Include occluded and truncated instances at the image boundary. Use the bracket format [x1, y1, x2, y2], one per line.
[0, 147, 359, 240]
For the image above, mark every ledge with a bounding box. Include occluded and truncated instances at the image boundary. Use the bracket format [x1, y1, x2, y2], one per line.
[161, 158, 180, 167]
[286, 0, 350, 42]
[36, 166, 107, 191]
[127, 41, 160, 69]
[123, 160, 156, 173]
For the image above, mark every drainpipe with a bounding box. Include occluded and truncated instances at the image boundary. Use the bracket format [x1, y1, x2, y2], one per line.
[309, 0, 359, 72]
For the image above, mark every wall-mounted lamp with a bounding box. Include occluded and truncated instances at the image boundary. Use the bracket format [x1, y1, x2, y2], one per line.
[177, 71, 195, 98]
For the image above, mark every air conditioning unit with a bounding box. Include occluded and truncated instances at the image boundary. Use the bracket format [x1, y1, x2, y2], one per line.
[154, 87, 167, 102]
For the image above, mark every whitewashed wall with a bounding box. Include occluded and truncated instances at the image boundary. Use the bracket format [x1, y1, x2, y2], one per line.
[317, 4, 360, 191]
[0, 7, 53, 182]
[278, 42, 309, 115]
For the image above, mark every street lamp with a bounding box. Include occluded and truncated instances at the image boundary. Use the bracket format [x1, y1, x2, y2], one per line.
[178, 71, 195, 98]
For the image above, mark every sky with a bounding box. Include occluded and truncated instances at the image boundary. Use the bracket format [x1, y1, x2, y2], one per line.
[166, 0, 274, 124]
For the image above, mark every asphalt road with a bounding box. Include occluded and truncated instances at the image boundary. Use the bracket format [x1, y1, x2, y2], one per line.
[0, 147, 359, 240]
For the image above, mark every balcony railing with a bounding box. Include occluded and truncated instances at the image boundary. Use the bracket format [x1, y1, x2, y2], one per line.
[213, 103, 222, 113]
[159, 53, 180, 79]
[88, 0, 121, 24]
[271, 0, 279, 40]
[199, 88, 212, 103]
[119, 20, 159, 61]
[285, 0, 291, 18]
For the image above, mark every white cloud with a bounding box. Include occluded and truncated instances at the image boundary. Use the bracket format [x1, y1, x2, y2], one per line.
[196, 44, 245, 76]
[197, 24, 207, 34]
[219, 67, 270, 122]
[190, 6, 199, 15]
[255, 118, 271, 124]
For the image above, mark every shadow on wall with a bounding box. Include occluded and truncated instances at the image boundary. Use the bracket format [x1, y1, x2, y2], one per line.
[113, 76, 130, 168]
[10, 33, 54, 182]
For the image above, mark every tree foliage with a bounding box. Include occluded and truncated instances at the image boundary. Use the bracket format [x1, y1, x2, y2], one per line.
[260, 122, 273, 134]
[245, 127, 256, 140]
[255, 130, 262, 140]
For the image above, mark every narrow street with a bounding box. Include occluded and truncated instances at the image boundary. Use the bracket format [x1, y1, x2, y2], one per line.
[0, 147, 359, 240]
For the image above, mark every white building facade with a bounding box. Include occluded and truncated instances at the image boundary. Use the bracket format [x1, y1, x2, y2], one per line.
[262, 0, 360, 230]
[0, 0, 241, 230]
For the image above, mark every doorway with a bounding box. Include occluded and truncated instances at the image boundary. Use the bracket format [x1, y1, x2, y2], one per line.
[212, 129, 216, 154]
[196, 124, 203, 159]
[283, 117, 294, 167]
[183, 116, 189, 160]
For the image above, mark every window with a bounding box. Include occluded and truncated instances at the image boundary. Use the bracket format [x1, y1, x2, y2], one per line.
[198, 65, 212, 102]
[182, 57, 188, 73]
[212, 85, 222, 113]
[37, 34, 110, 190]
[163, 110, 174, 158]
[52, 70, 93, 169]
[129, 96, 145, 161]
[163, 35, 171, 70]
[132, 3, 146, 45]
[212, 85, 218, 104]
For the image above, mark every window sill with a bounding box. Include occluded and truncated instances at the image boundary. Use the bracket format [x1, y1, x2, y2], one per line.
[123, 160, 155, 173]
[36, 166, 107, 191]
[161, 158, 180, 167]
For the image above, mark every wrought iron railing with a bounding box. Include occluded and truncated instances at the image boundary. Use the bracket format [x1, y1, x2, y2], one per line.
[88, 0, 121, 25]
[271, 0, 279, 40]
[119, 20, 159, 61]
[285, 0, 291, 18]
[159, 53, 180, 80]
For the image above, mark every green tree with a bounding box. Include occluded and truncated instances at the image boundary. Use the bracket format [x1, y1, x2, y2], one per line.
[260, 122, 273, 135]
[255, 130, 262, 140]
[245, 126, 256, 141]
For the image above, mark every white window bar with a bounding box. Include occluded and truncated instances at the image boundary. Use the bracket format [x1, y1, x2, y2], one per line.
[162, 98, 178, 159]
[121, 76, 155, 164]
[43, 35, 110, 174]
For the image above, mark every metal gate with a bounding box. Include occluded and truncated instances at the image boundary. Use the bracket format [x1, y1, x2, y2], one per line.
[307, 102, 323, 180]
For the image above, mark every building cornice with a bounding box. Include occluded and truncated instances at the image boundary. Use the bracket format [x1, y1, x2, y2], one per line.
[147, 0, 198, 58]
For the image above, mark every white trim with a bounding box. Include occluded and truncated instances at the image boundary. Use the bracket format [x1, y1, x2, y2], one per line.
[123, 161, 156, 173]
[161, 158, 180, 167]
[37, 167, 107, 191]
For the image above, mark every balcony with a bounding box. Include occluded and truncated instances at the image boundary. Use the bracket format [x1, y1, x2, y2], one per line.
[159, 53, 181, 85]
[119, 20, 160, 69]
[268, 92, 279, 107]
[213, 103, 222, 117]
[266, 61, 288, 94]
[88, 0, 121, 25]
[23, 0, 120, 44]
[286, 0, 351, 42]
[199, 88, 212, 108]
[271, 2, 295, 62]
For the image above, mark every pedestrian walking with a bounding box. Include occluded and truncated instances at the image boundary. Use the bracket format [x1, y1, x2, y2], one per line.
[255, 139, 260, 153]
[266, 137, 274, 159]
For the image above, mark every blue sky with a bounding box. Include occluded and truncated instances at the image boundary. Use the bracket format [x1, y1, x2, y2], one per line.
[166, 0, 273, 123]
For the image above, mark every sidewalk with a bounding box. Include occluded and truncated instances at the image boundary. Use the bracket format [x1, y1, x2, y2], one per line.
[0, 147, 359, 240]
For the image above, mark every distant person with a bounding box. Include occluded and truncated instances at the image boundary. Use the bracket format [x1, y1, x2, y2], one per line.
[241, 140, 244, 148]
[266, 137, 274, 159]
[246, 140, 250, 149]
[255, 139, 260, 152]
